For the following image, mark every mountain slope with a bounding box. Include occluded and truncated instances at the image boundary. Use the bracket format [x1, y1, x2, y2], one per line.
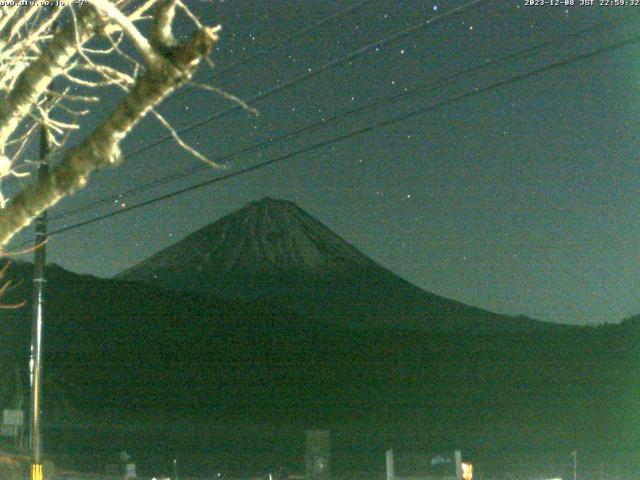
[120, 197, 377, 275]
[118, 197, 550, 333]
[1, 261, 638, 477]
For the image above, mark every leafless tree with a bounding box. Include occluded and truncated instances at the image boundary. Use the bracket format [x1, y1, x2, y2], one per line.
[0, 260, 24, 307]
[0, 0, 225, 248]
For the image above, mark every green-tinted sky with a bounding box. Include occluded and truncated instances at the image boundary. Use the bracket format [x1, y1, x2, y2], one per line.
[9, 1, 639, 325]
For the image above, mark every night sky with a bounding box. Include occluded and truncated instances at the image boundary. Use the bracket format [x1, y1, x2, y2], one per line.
[7, 0, 639, 325]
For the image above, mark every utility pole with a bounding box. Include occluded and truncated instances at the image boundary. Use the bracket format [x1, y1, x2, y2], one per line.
[30, 118, 50, 480]
[571, 450, 577, 480]
[385, 449, 394, 480]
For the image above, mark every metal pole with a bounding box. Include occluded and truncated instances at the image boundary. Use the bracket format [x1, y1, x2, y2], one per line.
[30, 121, 50, 480]
[455, 450, 463, 480]
[385, 449, 394, 480]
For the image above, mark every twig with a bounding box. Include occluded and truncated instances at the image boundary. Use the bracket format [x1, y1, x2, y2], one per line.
[151, 108, 223, 168]
[189, 81, 259, 116]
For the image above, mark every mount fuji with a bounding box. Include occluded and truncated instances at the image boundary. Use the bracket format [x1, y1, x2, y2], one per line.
[118, 197, 547, 332]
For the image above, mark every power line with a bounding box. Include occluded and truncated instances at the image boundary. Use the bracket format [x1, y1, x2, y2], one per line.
[37, 33, 640, 242]
[169, 0, 376, 101]
[51, 14, 635, 221]
[52, 0, 493, 220]
[122, 0, 492, 159]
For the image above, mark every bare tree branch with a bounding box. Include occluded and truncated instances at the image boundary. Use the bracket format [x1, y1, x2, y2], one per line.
[0, 261, 26, 309]
[0, 6, 105, 150]
[151, 107, 223, 168]
[0, 23, 220, 246]
[88, 0, 161, 65]
[190, 81, 259, 116]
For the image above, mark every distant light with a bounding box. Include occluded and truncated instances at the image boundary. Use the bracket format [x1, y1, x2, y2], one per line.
[462, 463, 473, 480]
[433, 4, 439, 10]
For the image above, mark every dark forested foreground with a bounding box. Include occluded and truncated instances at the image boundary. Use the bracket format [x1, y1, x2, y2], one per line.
[1, 260, 638, 478]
